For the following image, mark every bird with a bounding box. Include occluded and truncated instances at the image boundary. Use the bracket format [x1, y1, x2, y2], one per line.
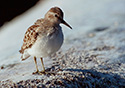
[19, 7, 72, 75]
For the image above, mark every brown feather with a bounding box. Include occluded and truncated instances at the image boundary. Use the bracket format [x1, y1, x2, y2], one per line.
[19, 25, 40, 54]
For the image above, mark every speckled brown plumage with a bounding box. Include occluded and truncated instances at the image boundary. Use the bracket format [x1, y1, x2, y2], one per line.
[34, 18, 44, 25]
[19, 25, 40, 54]
[19, 20, 59, 54]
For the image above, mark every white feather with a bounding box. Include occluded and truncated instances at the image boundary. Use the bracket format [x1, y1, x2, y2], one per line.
[27, 27, 63, 58]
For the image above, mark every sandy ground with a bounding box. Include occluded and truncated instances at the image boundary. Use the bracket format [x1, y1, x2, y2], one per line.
[0, 0, 125, 87]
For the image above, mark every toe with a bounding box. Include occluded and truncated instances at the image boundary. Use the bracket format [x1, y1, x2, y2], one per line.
[32, 70, 39, 74]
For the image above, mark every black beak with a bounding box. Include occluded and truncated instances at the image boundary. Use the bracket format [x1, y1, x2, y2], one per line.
[61, 18, 72, 29]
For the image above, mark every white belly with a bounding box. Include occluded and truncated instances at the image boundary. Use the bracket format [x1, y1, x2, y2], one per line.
[27, 28, 63, 58]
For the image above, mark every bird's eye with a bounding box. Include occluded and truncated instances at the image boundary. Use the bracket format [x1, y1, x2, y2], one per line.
[55, 14, 58, 17]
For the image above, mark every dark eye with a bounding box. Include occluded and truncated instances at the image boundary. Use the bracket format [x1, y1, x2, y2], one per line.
[55, 14, 58, 17]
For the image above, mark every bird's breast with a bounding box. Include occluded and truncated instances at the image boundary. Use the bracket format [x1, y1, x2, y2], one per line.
[27, 27, 64, 58]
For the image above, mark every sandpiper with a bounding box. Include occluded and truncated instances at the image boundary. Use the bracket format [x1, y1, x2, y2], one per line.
[19, 7, 72, 74]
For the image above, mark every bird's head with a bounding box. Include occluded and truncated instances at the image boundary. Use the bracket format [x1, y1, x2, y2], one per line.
[45, 7, 72, 29]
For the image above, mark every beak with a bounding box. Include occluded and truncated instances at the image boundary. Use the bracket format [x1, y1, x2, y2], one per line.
[61, 19, 72, 29]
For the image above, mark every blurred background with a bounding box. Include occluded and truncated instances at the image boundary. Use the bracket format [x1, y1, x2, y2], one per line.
[0, 0, 39, 27]
[0, 0, 125, 81]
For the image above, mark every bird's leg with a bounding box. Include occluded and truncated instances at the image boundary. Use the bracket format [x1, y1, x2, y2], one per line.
[40, 57, 45, 73]
[39, 57, 56, 75]
[32, 56, 39, 74]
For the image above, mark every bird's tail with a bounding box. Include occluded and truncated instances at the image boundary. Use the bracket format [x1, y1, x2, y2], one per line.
[21, 54, 30, 61]
[20, 51, 30, 61]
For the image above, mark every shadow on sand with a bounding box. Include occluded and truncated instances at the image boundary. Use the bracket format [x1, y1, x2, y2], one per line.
[61, 68, 125, 88]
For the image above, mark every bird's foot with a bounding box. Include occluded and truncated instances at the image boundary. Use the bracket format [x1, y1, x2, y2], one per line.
[32, 70, 56, 76]
[32, 70, 46, 75]
[32, 70, 39, 74]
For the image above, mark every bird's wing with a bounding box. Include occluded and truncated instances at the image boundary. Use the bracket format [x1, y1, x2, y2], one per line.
[19, 18, 54, 54]
[19, 25, 40, 54]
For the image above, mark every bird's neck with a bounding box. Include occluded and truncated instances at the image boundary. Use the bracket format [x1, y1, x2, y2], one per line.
[44, 19, 60, 27]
